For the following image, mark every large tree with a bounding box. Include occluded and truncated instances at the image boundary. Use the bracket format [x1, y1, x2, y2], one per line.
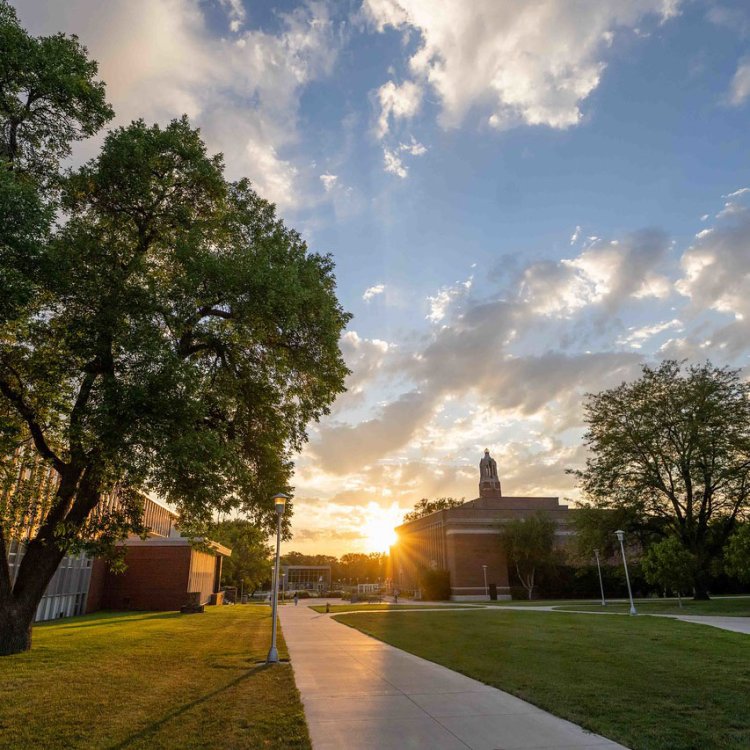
[574, 360, 750, 600]
[0, 15, 349, 656]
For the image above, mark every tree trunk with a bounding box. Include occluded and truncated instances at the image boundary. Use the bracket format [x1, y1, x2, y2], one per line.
[692, 566, 711, 600]
[0, 600, 34, 656]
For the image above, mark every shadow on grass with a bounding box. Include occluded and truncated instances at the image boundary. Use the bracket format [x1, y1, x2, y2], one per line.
[107, 664, 272, 749]
[42, 611, 183, 631]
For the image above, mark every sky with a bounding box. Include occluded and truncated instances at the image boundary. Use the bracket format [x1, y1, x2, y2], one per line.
[17, 0, 750, 556]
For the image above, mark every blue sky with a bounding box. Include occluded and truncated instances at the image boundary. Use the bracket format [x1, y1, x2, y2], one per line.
[18, 0, 750, 554]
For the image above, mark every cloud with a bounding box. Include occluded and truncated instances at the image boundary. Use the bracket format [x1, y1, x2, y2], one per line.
[383, 147, 408, 177]
[362, 284, 386, 302]
[616, 319, 683, 349]
[376, 79, 422, 138]
[676, 194, 750, 353]
[520, 230, 671, 317]
[426, 277, 472, 323]
[320, 173, 338, 192]
[363, 0, 680, 131]
[17, 0, 339, 210]
[728, 59, 750, 106]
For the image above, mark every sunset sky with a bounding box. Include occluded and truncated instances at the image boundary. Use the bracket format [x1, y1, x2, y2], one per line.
[19, 0, 750, 555]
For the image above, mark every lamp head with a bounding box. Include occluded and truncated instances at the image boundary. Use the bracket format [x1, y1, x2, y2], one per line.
[272, 493, 290, 515]
[614, 529, 625, 542]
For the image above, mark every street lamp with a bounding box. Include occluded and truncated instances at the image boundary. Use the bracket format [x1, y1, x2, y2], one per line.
[614, 530, 637, 615]
[593, 548, 606, 606]
[482, 564, 488, 599]
[267, 493, 289, 664]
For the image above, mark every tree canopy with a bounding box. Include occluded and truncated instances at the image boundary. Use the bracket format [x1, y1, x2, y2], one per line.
[0, 5, 350, 654]
[210, 520, 271, 593]
[500, 513, 557, 600]
[403, 497, 464, 523]
[574, 360, 750, 599]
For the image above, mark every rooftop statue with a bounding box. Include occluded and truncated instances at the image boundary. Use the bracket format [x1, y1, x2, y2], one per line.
[479, 449, 498, 480]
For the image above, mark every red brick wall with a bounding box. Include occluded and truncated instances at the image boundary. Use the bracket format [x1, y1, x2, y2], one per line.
[101, 546, 192, 611]
[85, 557, 108, 614]
[446, 531, 510, 597]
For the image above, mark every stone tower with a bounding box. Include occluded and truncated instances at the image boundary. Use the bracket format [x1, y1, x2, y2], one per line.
[478, 449, 502, 499]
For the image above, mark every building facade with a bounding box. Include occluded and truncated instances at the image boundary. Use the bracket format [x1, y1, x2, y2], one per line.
[391, 450, 573, 600]
[282, 565, 331, 593]
[3, 451, 230, 620]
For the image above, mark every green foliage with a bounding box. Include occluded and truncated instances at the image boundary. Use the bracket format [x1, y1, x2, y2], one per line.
[210, 520, 271, 592]
[501, 513, 557, 599]
[403, 496, 464, 523]
[419, 568, 451, 601]
[724, 524, 750, 583]
[0, 9, 350, 649]
[642, 537, 695, 597]
[574, 360, 750, 598]
[0, 0, 113, 324]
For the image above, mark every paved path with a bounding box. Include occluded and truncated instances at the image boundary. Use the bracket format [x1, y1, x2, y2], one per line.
[663, 614, 750, 634]
[279, 602, 627, 750]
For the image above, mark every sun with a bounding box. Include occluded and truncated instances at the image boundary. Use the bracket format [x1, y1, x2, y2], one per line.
[362, 503, 402, 553]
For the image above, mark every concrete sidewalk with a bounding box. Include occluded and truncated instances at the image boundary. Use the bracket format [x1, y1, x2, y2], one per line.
[279, 601, 627, 750]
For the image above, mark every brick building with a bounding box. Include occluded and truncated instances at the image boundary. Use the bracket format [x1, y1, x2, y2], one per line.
[4, 451, 231, 620]
[391, 450, 573, 600]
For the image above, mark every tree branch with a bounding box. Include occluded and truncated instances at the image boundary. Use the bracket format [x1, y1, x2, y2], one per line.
[0, 376, 65, 474]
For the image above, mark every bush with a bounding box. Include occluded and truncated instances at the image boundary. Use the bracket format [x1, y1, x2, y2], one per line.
[324, 590, 344, 598]
[420, 569, 451, 601]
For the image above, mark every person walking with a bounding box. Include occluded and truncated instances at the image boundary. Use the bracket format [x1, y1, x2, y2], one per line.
[293, 593, 299, 606]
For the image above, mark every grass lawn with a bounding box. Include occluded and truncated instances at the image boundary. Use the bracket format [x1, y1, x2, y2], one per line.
[336, 608, 750, 750]
[309, 603, 473, 614]
[554, 597, 750, 617]
[0, 606, 310, 749]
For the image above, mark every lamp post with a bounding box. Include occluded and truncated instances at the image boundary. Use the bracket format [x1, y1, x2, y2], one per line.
[482, 564, 488, 599]
[593, 549, 606, 606]
[614, 530, 636, 615]
[267, 493, 289, 664]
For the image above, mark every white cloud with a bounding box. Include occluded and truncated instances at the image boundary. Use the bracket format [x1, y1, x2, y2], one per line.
[570, 225, 583, 245]
[376, 79, 422, 138]
[220, 0, 246, 31]
[426, 278, 472, 323]
[399, 136, 427, 156]
[363, 0, 680, 131]
[728, 59, 750, 105]
[17, 0, 339, 211]
[320, 173, 338, 192]
[363, 283, 386, 302]
[617, 319, 683, 349]
[383, 147, 408, 178]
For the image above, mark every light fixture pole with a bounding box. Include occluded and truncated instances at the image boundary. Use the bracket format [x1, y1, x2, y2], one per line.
[614, 530, 636, 615]
[594, 548, 606, 606]
[267, 493, 289, 664]
[482, 564, 488, 599]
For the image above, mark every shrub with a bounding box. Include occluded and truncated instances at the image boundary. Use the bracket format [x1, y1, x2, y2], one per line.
[420, 568, 451, 601]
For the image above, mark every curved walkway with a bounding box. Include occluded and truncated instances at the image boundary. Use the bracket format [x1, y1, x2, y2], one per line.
[279, 601, 627, 750]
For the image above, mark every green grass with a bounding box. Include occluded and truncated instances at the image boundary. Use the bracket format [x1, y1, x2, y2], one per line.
[309, 603, 473, 614]
[336, 608, 750, 750]
[554, 597, 750, 616]
[0, 606, 310, 749]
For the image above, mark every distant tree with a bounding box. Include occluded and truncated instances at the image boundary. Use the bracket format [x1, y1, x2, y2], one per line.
[724, 524, 750, 584]
[642, 537, 695, 606]
[500, 513, 557, 600]
[573, 361, 750, 600]
[403, 497, 464, 523]
[211, 520, 271, 594]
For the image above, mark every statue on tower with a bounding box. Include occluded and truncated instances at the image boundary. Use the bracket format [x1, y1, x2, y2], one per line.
[479, 449, 502, 498]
